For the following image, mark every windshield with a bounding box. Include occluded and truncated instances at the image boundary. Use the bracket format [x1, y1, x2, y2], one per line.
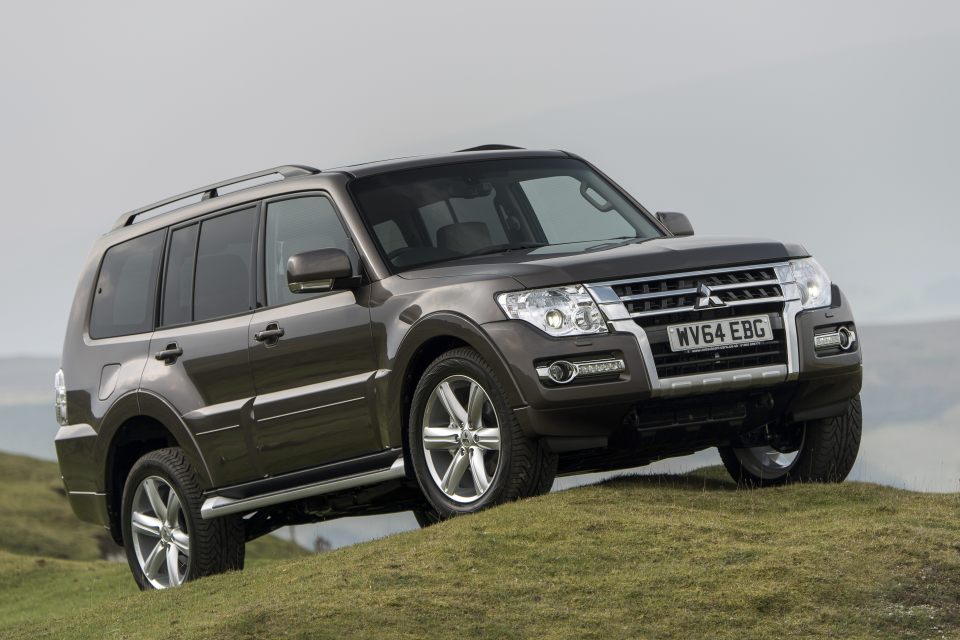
[349, 158, 664, 271]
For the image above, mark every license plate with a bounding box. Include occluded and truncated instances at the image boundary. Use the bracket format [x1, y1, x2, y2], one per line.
[667, 315, 773, 352]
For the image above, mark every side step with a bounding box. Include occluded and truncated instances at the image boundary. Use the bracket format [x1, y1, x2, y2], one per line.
[200, 457, 406, 519]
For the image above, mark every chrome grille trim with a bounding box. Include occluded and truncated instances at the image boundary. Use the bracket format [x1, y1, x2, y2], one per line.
[586, 262, 801, 397]
[618, 279, 781, 301]
[595, 263, 785, 288]
[627, 296, 786, 318]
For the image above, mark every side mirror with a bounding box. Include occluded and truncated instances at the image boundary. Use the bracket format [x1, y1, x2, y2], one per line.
[287, 248, 355, 293]
[656, 211, 694, 236]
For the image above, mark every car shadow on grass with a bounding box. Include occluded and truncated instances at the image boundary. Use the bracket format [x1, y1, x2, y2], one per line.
[595, 465, 737, 492]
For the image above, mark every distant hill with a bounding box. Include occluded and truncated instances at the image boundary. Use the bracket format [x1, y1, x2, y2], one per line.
[857, 319, 960, 425]
[0, 356, 57, 407]
[3, 468, 958, 639]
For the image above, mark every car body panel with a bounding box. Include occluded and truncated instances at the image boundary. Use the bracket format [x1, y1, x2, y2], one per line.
[248, 288, 383, 475]
[142, 314, 258, 487]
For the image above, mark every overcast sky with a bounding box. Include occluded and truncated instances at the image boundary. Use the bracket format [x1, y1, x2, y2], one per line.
[1, 1, 958, 357]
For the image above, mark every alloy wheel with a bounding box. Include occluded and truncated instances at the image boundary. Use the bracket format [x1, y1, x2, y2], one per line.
[130, 476, 190, 589]
[421, 375, 502, 504]
[732, 426, 806, 480]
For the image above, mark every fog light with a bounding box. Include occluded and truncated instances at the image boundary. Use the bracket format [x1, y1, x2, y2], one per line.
[838, 326, 855, 350]
[814, 326, 857, 352]
[537, 358, 626, 385]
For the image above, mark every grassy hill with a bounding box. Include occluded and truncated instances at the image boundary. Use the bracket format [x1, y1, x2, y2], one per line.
[0, 451, 307, 562]
[2, 459, 958, 639]
[0, 451, 305, 634]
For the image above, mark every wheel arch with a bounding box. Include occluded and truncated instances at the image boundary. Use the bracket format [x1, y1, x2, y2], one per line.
[98, 391, 212, 545]
[388, 312, 525, 477]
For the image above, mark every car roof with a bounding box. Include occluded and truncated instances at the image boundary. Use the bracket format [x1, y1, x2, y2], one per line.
[326, 147, 571, 178]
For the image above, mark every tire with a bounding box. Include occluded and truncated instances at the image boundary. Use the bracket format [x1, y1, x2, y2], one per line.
[719, 395, 862, 487]
[412, 507, 443, 529]
[121, 448, 245, 590]
[408, 347, 557, 518]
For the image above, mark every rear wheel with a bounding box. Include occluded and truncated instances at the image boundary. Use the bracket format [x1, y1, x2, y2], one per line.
[408, 348, 556, 518]
[121, 448, 244, 590]
[719, 395, 862, 486]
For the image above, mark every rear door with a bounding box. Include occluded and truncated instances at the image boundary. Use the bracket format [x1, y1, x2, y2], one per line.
[140, 206, 261, 488]
[248, 193, 380, 477]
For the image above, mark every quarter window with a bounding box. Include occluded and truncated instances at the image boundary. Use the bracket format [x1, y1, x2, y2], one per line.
[264, 196, 357, 306]
[160, 224, 198, 326]
[89, 230, 165, 339]
[193, 208, 258, 322]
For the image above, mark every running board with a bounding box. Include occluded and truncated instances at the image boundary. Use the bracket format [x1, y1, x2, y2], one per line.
[200, 457, 406, 519]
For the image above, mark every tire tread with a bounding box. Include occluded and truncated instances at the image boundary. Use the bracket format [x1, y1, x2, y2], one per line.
[122, 447, 245, 590]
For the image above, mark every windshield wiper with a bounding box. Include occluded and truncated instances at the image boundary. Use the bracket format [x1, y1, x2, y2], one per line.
[584, 236, 643, 252]
[465, 243, 549, 258]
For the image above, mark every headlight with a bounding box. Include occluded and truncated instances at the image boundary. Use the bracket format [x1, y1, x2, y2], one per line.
[789, 258, 832, 309]
[55, 369, 68, 426]
[496, 284, 608, 336]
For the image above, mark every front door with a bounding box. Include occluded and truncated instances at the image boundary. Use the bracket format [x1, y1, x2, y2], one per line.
[248, 194, 380, 477]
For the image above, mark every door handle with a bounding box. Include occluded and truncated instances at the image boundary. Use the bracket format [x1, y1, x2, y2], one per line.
[254, 323, 285, 344]
[155, 342, 183, 363]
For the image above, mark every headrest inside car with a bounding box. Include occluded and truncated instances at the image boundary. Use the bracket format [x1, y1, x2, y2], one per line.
[436, 222, 491, 254]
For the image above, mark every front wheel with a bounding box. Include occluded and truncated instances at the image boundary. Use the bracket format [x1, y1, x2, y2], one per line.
[121, 448, 245, 590]
[408, 348, 557, 518]
[719, 395, 862, 486]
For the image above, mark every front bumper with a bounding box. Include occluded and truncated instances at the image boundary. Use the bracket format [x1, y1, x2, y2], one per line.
[483, 283, 861, 440]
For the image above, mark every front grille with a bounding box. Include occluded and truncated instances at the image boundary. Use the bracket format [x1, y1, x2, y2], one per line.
[605, 266, 788, 379]
[612, 266, 783, 318]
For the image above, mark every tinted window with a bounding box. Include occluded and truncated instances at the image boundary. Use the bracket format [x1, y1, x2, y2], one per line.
[194, 208, 257, 322]
[264, 196, 356, 306]
[161, 224, 198, 326]
[89, 230, 165, 339]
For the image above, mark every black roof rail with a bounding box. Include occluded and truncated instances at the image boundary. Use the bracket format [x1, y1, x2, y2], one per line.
[112, 164, 320, 230]
[455, 144, 525, 152]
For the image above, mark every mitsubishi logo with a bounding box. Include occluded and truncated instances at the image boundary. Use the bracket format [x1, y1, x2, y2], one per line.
[694, 283, 726, 310]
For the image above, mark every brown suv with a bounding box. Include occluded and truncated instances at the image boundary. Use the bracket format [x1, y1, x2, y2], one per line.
[55, 146, 862, 589]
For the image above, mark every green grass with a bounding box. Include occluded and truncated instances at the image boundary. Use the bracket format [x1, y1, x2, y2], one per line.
[3, 457, 958, 639]
[0, 450, 305, 637]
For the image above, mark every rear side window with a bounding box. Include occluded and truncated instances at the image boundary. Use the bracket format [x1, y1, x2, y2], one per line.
[161, 224, 198, 326]
[264, 196, 357, 306]
[89, 230, 165, 339]
[193, 207, 258, 322]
